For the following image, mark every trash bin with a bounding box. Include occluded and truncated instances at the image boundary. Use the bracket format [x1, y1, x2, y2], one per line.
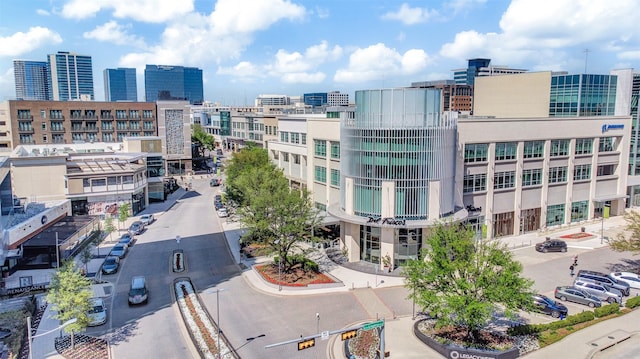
[581, 227, 586, 232]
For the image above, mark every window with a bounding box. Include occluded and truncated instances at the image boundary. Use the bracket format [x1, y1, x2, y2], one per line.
[49, 110, 63, 119]
[573, 164, 591, 181]
[42, 134, 47, 143]
[17, 110, 31, 119]
[550, 139, 569, 157]
[42, 122, 46, 130]
[116, 110, 127, 119]
[40, 110, 46, 118]
[523, 141, 544, 158]
[546, 204, 565, 227]
[495, 142, 517, 161]
[599, 137, 615, 152]
[143, 110, 154, 118]
[100, 110, 112, 119]
[291, 133, 299, 144]
[314, 140, 326, 157]
[282, 153, 289, 162]
[522, 168, 543, 186]
[571, 201, 589, 222]
[463, 173, 486, 193]
[464, 143, 488, 163]
[331, 169, 340, 186]
[301, 133, 307, 145]
[575, 138, 593, 155]
[549, 166, 568, 183]
[597, 164, 615, 176]
[331, 141, 340, 159]
[314, 165, 326, 183]
[293, 154, 300, 164]
[280, 131, 289, 142]
[130, 110, 139, 118]
[494, 171, 515, 189]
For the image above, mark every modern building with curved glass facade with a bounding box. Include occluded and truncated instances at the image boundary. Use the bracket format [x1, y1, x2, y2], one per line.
[330, 88, 461, 267]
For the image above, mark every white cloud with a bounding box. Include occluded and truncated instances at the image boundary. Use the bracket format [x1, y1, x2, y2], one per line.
[36, 9, 50, 16]
[618, 51, 640, 60]
[0, 27, 62, 57]
[439, 0, 640, 69]
[0, 68, 15, 99]
[83, 21, 146, 48]
[444, 0, 487, 15]
[209, 0, 305, 35]
[334, 43, 429, 83]
[281, 72, 325, 84]
[381, 3, 438, 25]
[217, 61, 263, 78]
[61, 0, 194, 23]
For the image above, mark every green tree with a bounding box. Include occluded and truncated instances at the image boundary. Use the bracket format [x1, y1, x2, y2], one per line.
[610, 211, 640, 254]
[46, 261, 92, 346]
[104, 215, 116, 240]
[79, 246, 93, 274]
[226, 147, 322, 272]
[192, 124, 216, 156]
[402, 222, 534, 343]
[118, 203, 131, 231]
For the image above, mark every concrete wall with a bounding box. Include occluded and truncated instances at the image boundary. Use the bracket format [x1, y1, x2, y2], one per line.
[473, 72, 552, 118]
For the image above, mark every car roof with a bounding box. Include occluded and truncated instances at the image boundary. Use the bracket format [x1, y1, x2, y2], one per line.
[131, 276, 146, 287]
[89, 297, 104, 305]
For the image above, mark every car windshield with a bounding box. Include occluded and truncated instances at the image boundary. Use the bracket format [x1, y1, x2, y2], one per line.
[89, 304, 104, 313]
[105, 258, 117, 265]
[540, 296, 554, 305]
[114, 246, 124, 251]
[130, 288, 146, 296]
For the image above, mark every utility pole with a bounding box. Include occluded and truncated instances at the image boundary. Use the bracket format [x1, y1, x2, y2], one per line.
[583, 48, 590, 73]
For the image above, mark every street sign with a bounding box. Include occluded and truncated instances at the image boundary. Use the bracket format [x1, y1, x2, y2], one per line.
[297, 338, 315, 350]
[321, 330, 330, 340]
[362, 320, 384, 331]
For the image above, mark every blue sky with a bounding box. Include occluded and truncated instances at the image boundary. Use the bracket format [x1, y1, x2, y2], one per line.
[0, 0, 638, 105]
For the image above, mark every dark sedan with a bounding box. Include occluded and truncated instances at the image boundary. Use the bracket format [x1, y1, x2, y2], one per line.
[118, 233, 134, 247]
[535, 239, 567, 253]
[554, 286, 601, 308]
[101, 256, 120, 275]
[110, 244, 128, 259]
[531, 294, 568, 318]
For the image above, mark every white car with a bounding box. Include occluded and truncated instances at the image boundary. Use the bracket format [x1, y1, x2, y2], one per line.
[217, 208, 228, 218]
[140, 214, 155, 226]
[610, 272, 640, 289]
[87, 298, 107, 326]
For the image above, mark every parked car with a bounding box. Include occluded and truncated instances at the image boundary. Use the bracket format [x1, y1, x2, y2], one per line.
[610, 272, 640, 289]
[210, 178, 221, 187]
[214, 200, 224, 210]
[535, 239, 567, 253]
[140, 214, 155, 226]
[110, 244, 128, 259]
[128, 276, 148, 305]
[554, 286, 601, 308]
[577, 269, 631, 296]
[101, 256, 120, 275]
[217, 208, 228, 218]
[531, 294, 568, 318]
[214, 194, 222, 202]
[87, 298, 107, 326]
[129, 221, 145, 235]
[573, 280, 622, 304]
[118, 233, 134, 247]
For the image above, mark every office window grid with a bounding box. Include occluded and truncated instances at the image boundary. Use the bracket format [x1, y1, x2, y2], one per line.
[549, 166, 568, 183]
[575, 138, 593, 154]
[463, 173, 486, 193]
[571, 200, 589, 222]
[314, 165, 326, 183]
[494, 171, 516, 189]
[331, 168, 340, 186]
[314, 140, 327, 157]
[331, 141, 340, 159]
[495, 142, 517, 161]
[574, 164, 591, 180]
[550, 139, 570, 157]
[291, 132, 300, 144]
[546, 204, 565, 226]
[597, 164, 615, 176]
[599, 137, 615, 152]
[301, 133, 307, 145]
[464, 143, 488, 163]
[522, 168, 543, 186]
[523, 141, 545, 158]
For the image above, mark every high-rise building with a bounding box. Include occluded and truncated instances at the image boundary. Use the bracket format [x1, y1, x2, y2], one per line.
[452, 58, 527, 85]
[47, 51, 94, 101]
[13, 60, 50, 100]
[104, 68, 137, 102]
[144, 65, 203, 104]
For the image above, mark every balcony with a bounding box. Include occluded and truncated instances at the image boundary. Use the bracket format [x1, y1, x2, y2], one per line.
[71, 127, 84, 133]
[101, 127, 114, 132]
[18, 128, 34, 134]
[50, 128, 65, 133]
[52, 138, 66, 144]
[17, 116, 33, 122]
[85, 127, 99, 133]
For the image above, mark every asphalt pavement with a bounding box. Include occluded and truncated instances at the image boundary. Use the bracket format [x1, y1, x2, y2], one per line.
[30, 181, 640, 359]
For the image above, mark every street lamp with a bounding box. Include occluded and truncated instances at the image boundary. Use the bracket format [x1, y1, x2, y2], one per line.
[27, 317, 77, 359]
[204, 288, 227, 358]
[274, 240, 282, 291]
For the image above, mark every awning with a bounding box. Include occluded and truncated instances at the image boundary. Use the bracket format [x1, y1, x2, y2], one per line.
[593, 194, 629, 202]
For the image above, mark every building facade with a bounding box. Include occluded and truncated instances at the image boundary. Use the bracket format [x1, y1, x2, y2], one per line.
[13, 60, 50, 100]
[6, 100, 157, 148]
[156, 101, 192, 175]
[144, 65, 203, 104]
[47, 51, 94, 101]
[453, 58, 527, 85]
[411, 80, 474, 113]
[104, 68, 138, 102]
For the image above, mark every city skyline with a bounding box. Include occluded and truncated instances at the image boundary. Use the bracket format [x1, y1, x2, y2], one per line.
[0, 0, 638, 105]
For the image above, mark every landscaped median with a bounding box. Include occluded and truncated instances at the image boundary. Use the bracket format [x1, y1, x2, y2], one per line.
[173, 278, 234, 359]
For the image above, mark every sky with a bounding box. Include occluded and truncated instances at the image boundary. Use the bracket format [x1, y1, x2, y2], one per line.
[0, 0, 639, 105]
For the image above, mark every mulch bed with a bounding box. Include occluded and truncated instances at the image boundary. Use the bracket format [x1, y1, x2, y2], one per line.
[54, 334, 108, 359]
[559, 232, 593, 240]
[255, 263, 336, 287]
[431, 325, 515, 351]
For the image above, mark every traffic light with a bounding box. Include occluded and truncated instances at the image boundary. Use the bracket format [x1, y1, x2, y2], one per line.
[341, 330, 357, 341]
[297, 338, 315, 350]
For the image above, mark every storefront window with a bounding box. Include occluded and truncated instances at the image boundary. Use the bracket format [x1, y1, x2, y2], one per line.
[394, 228, 422, 266]
[359, 226, 381, 263]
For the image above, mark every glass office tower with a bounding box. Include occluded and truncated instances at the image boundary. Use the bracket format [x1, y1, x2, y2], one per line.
[14, 60, 49, 100]
[47, 51, 94, 101]
[144, 65, 203, 104]
[549, 74, 617, 117]
[104, 68, 137, 101]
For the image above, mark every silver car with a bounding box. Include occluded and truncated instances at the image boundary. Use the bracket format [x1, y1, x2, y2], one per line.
[87, 298, 107, 326]
[573, 279, 622, 304]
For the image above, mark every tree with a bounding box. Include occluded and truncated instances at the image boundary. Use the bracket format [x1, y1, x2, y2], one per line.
[46, 261, 92, 346]
[226, 147, 323, 272]
[191, 124, 216, 156]
[104, 215, 116, 240]
[402, 222, 534, 343]
[609, 211, 640, 254]
[118, 203, 131, 231]
[79, 246, 93, 274]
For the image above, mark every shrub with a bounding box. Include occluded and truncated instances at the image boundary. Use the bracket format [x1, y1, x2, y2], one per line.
[303, 259, 319, 272]
[594, 303, 620, 317]
[625, 296, 640, 309]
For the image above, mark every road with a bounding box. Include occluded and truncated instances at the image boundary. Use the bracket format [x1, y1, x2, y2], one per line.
[87, 175, 640, 358]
